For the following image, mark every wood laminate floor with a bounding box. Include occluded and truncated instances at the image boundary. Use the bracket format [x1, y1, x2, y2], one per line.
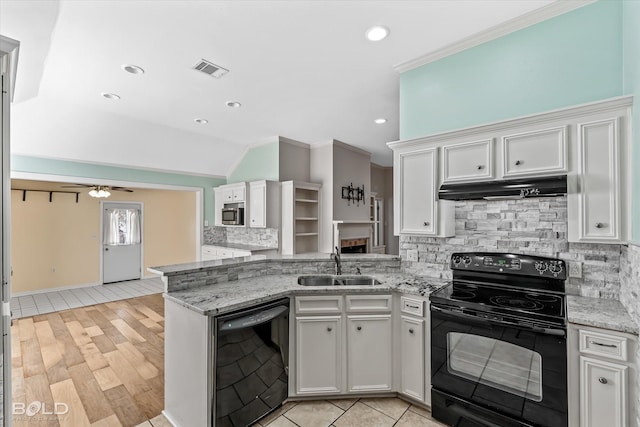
[11, 294, 165, 427]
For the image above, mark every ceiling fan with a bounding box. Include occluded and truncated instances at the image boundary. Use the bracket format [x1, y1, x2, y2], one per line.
[61, 184, 134, 198]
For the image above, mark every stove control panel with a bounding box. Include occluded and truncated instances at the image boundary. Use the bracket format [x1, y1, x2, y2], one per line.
[450, 252, 566, 280]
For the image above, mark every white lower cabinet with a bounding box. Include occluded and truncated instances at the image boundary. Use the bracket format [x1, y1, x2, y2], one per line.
[580, 356, 627, 427]
[569, 324, 636, 427]
[347, 314, 392, 392]
[295, 315, 342, 394]
[293, 294, 393, 397]
[400, 316, 425, 401]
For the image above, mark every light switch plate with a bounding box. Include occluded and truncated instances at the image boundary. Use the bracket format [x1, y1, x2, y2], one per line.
[407, 249, 418, 262]
[569, 261, 582, 278]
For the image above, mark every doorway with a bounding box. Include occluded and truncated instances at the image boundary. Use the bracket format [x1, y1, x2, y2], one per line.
[102, 202, 143, 283]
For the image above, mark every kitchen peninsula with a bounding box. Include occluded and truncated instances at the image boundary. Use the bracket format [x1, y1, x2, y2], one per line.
[152, 252, 638, 427]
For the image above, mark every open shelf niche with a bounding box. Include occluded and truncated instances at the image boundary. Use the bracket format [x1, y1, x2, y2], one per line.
[281, 181, 322, 255]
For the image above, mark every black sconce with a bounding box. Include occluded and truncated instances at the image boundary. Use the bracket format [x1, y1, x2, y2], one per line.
[341, 183, 365, 206]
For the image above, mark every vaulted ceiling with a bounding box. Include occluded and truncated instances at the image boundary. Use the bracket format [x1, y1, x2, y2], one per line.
[1, 0, 555, 176]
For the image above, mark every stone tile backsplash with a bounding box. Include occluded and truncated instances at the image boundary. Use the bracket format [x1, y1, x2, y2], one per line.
[400, 197, 622, 298]
[203, 226, 278, 248]
[619, 242, 640, 427]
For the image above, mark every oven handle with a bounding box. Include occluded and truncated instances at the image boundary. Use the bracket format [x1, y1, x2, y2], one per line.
[431, 305, 566, 337]
[445, 401, 504, 427]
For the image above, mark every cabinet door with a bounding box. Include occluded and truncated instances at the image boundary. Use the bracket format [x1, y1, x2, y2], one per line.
[577, 118, 620, 241]
[347, 315, 392, 392]
[221, 188, 234, 203]
[580, 356, 627, 427]
[249, 182, 266, 228]
[400, 316, 425, 401]
[296, 316, 342, 394]
[397, 147, 437, 235]
[502, 126, 567, 177]
[232, 187, 245, 202]
[442, 139, 493, 183]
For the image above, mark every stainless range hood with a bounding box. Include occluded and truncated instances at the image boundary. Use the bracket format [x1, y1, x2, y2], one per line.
[438, 175, 567, 201]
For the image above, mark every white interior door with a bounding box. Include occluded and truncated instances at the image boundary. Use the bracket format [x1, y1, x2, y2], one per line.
[102, 202, 142, 284]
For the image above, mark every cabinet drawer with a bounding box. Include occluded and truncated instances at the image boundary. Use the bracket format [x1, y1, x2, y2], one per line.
[579, 329, 628, 361]
[345, 295, 392, 313]
[201, 246, 217, 256]
[400, 296, 424, 317]
[295, 296, 342, 314]
[502, 126, 567, 177]
[442, 139, 493, 183]
[232, 250, 251, 258]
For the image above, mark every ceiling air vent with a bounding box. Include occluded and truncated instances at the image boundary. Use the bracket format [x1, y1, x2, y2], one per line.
[193, 59, 229, 78]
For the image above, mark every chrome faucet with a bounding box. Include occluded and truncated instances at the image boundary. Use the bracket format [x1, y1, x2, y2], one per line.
[332, 246, 342, 275]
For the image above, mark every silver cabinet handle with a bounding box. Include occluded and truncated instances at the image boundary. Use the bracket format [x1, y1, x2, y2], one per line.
[423, 221, 430, 226]
[476, 165, 484, 170]
[327, 327, 332, 332]
[595, 222, 605, 228]
[357, 326, 362, 331]
[409, 328, 414, 334]
[591, 341, 617, 348]
[515, 160, 522, 166]
[599, 377, 608, 384]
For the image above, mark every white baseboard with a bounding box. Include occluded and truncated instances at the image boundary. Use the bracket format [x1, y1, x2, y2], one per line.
[12, 273, 161, 298]
[11, 281, 102, 297]
[161, 410, 179, 427]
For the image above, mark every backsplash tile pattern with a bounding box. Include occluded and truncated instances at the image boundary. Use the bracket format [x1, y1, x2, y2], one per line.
[203, 226, 278, 248]
[226, 227, 278, 248]
[619, 243, 640, 427]
[203, 226, 226, 245]
[400, 197, 621, 298]
[164, 258, 401, 292]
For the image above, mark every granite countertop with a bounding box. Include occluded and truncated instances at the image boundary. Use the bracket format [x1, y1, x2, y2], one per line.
[150, 253, 401, 275]
[567, 295, 638, 335]
[164, 273, 446, 316]
[204, 242, 278, 252]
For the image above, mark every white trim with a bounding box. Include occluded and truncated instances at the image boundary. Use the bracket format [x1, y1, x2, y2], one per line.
[11, 152, 226, 180]
[11, 281, 102, 297]
[370, 162, 391, 170]
[387, 96, 633, 150]
[393, 0, 595, 73]
[333, 140, 372, 158]
[0, 35, 20, 102]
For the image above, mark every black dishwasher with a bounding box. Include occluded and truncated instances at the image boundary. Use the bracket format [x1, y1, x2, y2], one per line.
[213, 298, 290, 426]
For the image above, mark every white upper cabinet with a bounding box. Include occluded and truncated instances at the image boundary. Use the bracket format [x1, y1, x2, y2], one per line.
[388, 96, 631, 243]
[248, 180, 280, 229]
[573, 118, 621, 242]
[502, 126, 567, 177]
[442, 139, 493, 183]
[392, 146, 454, 237]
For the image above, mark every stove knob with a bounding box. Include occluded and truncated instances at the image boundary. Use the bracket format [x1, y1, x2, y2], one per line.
[462, 256, 472, 266]
[451, 255, 462, 266]
[535, 262, 548, 274]
[548, 262, 563, 275]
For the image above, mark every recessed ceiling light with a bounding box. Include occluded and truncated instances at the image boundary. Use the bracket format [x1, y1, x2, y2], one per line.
[366, 26, 390, 41]
[194, 118, 208, 124]
[122, 64, 145, 75]
[374, 118, 387, 124]
[226, 101, 241, 108]
[101, 92, 120, 100]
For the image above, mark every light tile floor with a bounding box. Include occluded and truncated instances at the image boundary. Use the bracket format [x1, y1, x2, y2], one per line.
[10, 277, 164, 319]
[138, 398, 448, 427]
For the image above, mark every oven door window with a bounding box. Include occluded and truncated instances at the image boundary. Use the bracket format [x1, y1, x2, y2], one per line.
[447, 332, 542, 402]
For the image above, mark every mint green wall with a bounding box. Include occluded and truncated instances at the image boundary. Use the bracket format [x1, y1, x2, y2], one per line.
[227, 142, 279, 184]
[623, 0, 640, 243]
[11, 155, 226, 225]
[400, 1, 623, 139]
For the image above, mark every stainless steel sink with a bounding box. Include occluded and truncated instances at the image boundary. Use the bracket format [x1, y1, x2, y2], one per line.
[297, 275, 380, 286]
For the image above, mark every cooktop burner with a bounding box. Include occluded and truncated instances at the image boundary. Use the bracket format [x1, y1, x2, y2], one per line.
[489, 295, 544, 311]
[430, 280, 565, 322]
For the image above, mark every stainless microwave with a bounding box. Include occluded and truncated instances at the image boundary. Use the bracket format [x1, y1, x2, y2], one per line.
[222, 207, 244, 225]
